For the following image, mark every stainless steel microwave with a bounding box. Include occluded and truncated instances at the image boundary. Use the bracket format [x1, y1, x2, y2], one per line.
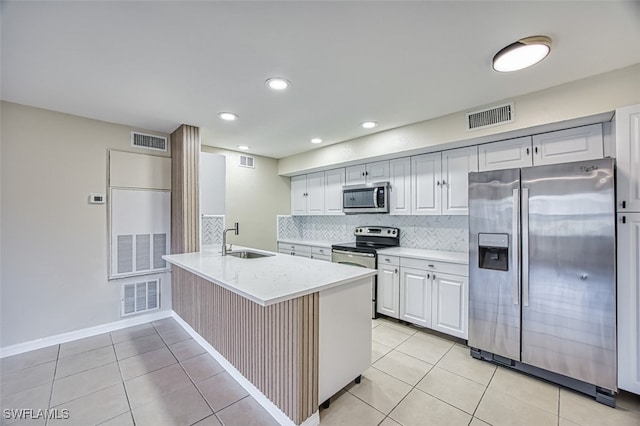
[342, 182, 389, 214]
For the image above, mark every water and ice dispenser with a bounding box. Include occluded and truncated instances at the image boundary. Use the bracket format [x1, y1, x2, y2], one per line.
[478, 233, 509, 271]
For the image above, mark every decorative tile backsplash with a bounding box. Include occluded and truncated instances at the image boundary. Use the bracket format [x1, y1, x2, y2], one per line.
[277, 214, 468, 252]
[202, 215, 225, 245]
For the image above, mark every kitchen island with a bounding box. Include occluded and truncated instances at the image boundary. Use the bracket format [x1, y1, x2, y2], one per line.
[163, 246, 376, 426]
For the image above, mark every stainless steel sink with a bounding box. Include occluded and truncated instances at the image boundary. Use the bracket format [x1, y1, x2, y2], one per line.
[227, 250, 274, 259]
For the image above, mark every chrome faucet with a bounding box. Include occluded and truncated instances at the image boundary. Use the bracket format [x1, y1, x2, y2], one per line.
[222, 222, 239, 255]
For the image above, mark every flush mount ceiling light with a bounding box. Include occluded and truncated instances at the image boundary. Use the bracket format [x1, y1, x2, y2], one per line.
[237, 145, 250, 151]
[492, 35, 552, 72]
[311, 138, 322, 144]
[265, 77, 291, 90]
[361, 121, 378, 129]
[218, 112, 238, 121]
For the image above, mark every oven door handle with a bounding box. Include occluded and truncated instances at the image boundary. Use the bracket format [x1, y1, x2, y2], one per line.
[331, 249, 375, 258]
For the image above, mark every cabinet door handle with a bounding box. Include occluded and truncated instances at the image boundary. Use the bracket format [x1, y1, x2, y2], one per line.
[442, 180, 446, 185]
[428, 264, 435, 268]
[622, 216, 627, 224]
[433, 274, 436, 279]
[526, 147, 530, 155]
[395, 268, 398, 273]
[535, 146, 539, 154]
[622, 200, 627, 209]
[362, 172, 366, 176]
[427, 273, 431, 279]
[436, 181, 441, 186]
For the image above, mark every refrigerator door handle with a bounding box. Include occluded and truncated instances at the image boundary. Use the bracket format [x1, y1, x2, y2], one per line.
[522, 187, 530, 307]
[512, 188, 520, 305]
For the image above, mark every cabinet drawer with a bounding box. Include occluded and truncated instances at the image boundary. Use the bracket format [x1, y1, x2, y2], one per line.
[278, 243, 312, 255]
[400, 257, 467, 276]
[312, 246, 331, 256]
[311, 253, 331, 262]
[378, 255, 400, 266]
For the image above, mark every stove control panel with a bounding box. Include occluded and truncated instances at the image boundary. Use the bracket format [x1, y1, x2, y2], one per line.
[354, 226, 399, 237]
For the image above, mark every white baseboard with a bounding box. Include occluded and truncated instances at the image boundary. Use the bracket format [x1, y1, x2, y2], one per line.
[171, 311, 320, 426]
[0, 310, 173, 358]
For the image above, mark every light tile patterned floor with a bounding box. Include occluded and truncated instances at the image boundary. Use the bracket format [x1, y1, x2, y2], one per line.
[2, 317, 639, 426]
[319, 317, 640, 426]
[0, 318, 277, 426]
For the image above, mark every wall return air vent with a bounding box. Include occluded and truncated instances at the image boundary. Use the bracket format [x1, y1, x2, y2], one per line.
[239, 155, 255, 168]
[131, 131, 168, 152]
[466, 102, 514, 131]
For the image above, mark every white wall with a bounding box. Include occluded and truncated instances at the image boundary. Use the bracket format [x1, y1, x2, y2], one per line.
[278, 63, 640, 176]
[200, 143, 290, 252]
[0, 102, 172, 347]
[200, 152, 226, 216]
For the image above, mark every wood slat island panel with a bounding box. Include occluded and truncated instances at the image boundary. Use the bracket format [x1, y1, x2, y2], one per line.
[172, 266, 319, 425]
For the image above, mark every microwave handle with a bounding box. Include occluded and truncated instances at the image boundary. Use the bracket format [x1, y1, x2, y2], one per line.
[373, 187, 379, 208]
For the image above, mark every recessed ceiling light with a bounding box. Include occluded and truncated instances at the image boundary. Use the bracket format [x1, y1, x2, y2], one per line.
[311, 138, 322, 144]
[237, 145, 250, 151]
[265, 77, 291, 90]
[218, 112, 238, 121]
[492, 35, 552, 72]
[361, 121, 378, 129]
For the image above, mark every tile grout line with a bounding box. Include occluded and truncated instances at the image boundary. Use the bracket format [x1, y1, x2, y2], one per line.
[43, 344, 61, 426]
[348, 339, 458, 425]
[112, 330, 138, 426]
[174, 349, 226, 426]
[469, 364, 497, 424]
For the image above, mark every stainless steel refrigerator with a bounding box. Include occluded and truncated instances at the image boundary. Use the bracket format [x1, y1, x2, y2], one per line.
[468, 158, 617, 405]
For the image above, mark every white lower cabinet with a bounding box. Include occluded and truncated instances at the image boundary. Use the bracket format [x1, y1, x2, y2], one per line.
[399, 267, 432, 328]
[381, 255, 469, 339]
[377, 255, 400, 318]
[277, 243, 311, 258]
[617, 212, 640, 394]
[278, 242, 331, 261]
[311, 246, 331, 262]
[431, 272, 468, 339]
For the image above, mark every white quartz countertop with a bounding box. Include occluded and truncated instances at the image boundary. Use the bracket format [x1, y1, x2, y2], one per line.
[277, 239, 338, 248]
[163, 246, 376, 306]
[377, 247, 468, 264]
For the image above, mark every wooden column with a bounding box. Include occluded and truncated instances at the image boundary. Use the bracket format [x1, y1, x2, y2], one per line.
[172, 267, 320, 425]
[171, 124, 200, 254]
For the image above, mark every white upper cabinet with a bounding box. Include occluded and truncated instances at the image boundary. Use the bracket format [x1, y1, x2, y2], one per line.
[291, 169, 345, 216]
[345, 160, 390, 185]
[442, 147, 478, 215]
[306, 171, 325, 215]
[290, 175, 308, 215]
[389, 157, 411, 215]
[479, 136, 533, 171]
[616, 104, 640, 212]
[412, 153, 441, 215]
[532, 123, 603, 166]
[412, 147, 477, 216]
[324, 168, 345, 215]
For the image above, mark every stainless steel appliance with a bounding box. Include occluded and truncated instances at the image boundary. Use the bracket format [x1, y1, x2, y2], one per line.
[342, 182, 390, 214]
[332, 226, 400, 317]
[468, 158, 617, 406]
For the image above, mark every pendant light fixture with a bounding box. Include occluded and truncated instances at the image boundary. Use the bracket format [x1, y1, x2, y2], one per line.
[492, 35, 552, 72]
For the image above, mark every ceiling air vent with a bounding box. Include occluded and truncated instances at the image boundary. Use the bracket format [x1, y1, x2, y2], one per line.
[466, 102, 514, 131]
[239, 155, 255, 168]
[131, 131, 168, 152]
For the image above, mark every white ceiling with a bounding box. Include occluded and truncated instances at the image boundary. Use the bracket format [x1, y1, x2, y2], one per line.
[2, 1, 640, 159]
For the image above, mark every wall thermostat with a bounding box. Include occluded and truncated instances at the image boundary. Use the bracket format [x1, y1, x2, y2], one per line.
[89, 193, 106, 204]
